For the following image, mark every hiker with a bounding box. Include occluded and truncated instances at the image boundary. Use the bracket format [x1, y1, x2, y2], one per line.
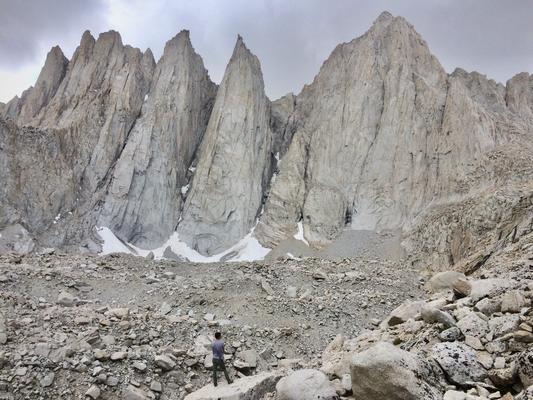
[212, 331, 232, 386]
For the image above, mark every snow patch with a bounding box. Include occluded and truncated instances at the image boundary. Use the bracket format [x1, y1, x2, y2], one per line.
[96, 227, 135, 255]
[294, 221, 309, 246]
[144, 94, 148, 102]
[286, 252, 301, 260]
[181, 184, 189, 195]
[96, 225, 270, 263]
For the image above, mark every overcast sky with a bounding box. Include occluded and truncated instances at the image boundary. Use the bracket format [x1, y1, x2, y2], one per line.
[1, 0, 532, 103]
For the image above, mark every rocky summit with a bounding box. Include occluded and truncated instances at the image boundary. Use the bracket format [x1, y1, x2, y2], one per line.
[0, 9, 533, 400]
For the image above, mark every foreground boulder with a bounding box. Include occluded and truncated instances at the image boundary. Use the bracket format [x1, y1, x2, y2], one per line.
[276, 369, 338, 400]
[350, 342, 444, 400]
[432, 342, 487, 386]
[184, 372, 281, 400]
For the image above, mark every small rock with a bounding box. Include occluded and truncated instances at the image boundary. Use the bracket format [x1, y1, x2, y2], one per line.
[57, 291, 76, 307]
[85, 385, 101, 399]
[150, 381, 162, 392]
[40, 372, 55, 387]
[155, 354, 176, 371]
[110, 351, 128, 361]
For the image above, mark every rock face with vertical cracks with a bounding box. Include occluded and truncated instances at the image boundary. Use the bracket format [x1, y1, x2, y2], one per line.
[100, 31, 216, 248]
[1, 12, 532, 264]
[178, 36, 273, 255]
[255, 12, 533, 257]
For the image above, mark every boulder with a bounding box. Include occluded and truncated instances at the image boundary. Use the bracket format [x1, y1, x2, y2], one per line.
[501, 290, 528, 313]
[470, 279, 516, 303]
[350, 342, 444, 400]
[123, 385, 151, 400]
[474, 298, 501, 316]
[518, 350, 533, 388]
[489, 314, 520, 338]
[388, 301, 424, 326]
[421, 305, 456, 328]
[276, 369, 338, 400]
[456, 312, 489, 337]
[428, 271, 466, 293]
[488, 363, 518, 387]
[432, 342, 487, 386]
[184, 372, 281, 400]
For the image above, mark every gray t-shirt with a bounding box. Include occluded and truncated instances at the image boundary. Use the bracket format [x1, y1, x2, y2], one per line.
[212, 339, 224, 360]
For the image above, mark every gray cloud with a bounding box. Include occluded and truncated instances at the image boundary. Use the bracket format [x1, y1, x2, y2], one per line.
[0, 0, 107, 68]
[1, 0, 532, 101]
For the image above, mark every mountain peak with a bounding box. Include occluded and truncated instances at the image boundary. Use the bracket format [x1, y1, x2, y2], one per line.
[374, 10, 394, 24]
[164, 29, 193, 54]
[96, 30, 123, 48]
[79, 30, 95, 49]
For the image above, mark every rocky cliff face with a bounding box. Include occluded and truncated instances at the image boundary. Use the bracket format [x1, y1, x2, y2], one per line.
[255, 13, 533, 263]
[177, 36, 273, 255]
[1, 12, 532, 267]
[99, 31, 216, 248]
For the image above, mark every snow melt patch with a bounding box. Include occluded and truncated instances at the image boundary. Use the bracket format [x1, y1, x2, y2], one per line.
[294, 221, 309, 246]
[96, 227, 135, 255]
[96, 226, 270, 262]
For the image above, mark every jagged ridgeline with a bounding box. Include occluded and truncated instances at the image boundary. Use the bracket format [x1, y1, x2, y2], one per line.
[1, 12, 532, 266]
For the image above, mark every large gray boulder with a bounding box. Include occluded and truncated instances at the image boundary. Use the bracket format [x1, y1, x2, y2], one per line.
[276, 369, 338, 400]
[432, 342, 487, 386]
[184, 372, 281, 400]
[350, 342, 444, 400]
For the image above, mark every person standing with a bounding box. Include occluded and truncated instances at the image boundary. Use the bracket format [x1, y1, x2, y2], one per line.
[212, 331, 232, 386]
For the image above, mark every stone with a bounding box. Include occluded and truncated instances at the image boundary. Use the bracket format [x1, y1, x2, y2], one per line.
[123, 385, 151, 400]
[514, 331, 533, 343]
[286, 286, 297, 298]
[439, 327, 462, 342]
[276, 369, 338, 400]
[518, 349, 533, 387]
[489, 315, 520, 338]
[432, 342, 487, 386]
[261, 278, 275, 296]
[40, 372, 55, 387]
[501, 291, 528, 313]
[105, 308, 129, 319]
[110, 351, 128, 361]
[85, 385, 101, 399]
[132, 361, 147, 372]
[155, 354, 176, 371]
[453, 279, 473, 297]
[421, 305, 456, 328]
[159, 302, 172, 315]
[57, 291, 76, 307]
[237, 350, 258, 369]
[488, 364, 518, 387]
[387, 301, 424, 326]
[475, 298, 502, 316]
[444, 391, 467, 400]
[464, 335, 484, 350]
[456, 312, 490, 337]
[184, 372, 281, 400]
[351, 342, 444, 400]
[428, 271, 467, 293]
[150, 381, 162, 392]
[470, 279, 516, 303]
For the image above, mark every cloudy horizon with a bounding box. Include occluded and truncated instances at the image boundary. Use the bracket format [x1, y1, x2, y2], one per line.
[1, 0, 532, 103]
